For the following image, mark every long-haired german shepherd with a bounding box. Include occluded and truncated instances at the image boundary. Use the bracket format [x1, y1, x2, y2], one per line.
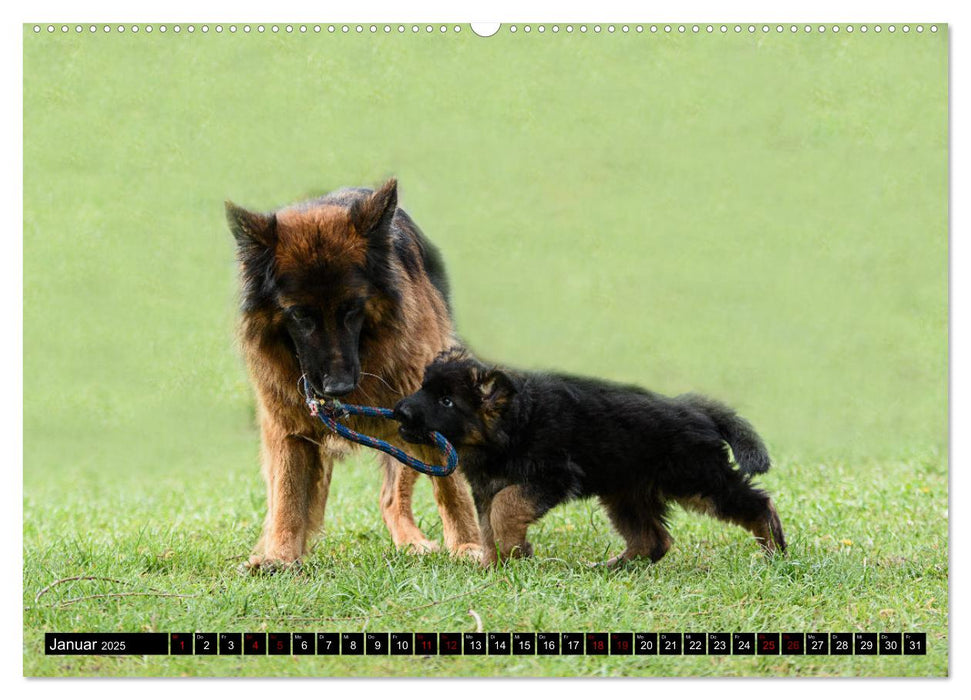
[226, 179, 479, 570]
[394, 349, 786, 567]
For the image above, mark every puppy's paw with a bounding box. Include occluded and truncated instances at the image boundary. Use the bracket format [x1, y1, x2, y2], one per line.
[596, 553, 632, 569]
[480, 542, 533, 567]
[479, 547, 500, 568]
[502, 542, 533, 560]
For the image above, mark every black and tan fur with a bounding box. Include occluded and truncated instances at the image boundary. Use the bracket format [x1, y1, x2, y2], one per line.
[227, 180, 479, 570]
[394, 349, 786, 566]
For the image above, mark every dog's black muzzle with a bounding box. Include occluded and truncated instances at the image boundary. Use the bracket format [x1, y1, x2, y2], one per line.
[392, 399, 432, 444]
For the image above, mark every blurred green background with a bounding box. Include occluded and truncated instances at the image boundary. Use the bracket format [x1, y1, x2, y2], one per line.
[24, 27, 947, 469]
[23, 25, 948, 677]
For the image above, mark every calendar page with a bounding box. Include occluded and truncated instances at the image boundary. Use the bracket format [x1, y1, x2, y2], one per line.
[23, 19, 948, 678]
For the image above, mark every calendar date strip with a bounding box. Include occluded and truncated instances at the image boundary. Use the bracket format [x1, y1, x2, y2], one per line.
[45, 631, 927, 656]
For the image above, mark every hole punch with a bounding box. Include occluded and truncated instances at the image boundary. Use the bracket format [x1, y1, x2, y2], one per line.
[471, 23, 501, 37]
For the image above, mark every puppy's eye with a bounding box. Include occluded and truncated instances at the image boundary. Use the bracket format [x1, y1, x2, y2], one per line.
[439, 396, 454, 408]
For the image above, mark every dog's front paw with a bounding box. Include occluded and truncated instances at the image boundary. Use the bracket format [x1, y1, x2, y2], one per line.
[453, 542, 483, 561]
[241, 554, 302, 574]
[399, 538, 441, 555]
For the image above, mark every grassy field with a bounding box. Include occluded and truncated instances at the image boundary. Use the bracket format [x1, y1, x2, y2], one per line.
[23, 24, 948, 677]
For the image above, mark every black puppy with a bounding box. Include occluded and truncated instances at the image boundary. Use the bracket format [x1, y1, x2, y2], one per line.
[394, 349, 786, 566]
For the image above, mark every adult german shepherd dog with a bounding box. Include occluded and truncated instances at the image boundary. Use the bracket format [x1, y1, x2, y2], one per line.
[394, 349, 786, 567]
[226, 179, 480, 570]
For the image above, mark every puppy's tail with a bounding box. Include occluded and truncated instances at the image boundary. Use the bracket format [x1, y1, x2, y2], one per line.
[685, 395, 771, 475]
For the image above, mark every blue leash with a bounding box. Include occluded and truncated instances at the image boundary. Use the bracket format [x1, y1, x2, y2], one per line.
[301, 377, 459, 477]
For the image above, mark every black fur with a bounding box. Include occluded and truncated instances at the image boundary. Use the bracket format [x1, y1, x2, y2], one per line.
[394, 208, 451, 311]
[394, 350, 786, 564]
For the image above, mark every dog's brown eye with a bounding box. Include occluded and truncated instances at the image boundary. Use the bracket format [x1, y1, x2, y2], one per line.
[342, 299, 367, 324]
[439, 396, 454, 408]
[287, 308, 315, 333]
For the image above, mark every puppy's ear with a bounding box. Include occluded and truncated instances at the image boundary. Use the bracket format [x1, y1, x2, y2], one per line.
[225, 201, 277, 250]
[434, 347, 470, 366]
[477, 368, 517, 405]
[351, 178, 398, 236]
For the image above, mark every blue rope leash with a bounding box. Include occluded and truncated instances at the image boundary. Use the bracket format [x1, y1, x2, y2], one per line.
[301, 377, 458, 477]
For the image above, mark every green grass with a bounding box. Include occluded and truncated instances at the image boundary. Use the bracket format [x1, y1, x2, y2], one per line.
[23, 25, 948, 677]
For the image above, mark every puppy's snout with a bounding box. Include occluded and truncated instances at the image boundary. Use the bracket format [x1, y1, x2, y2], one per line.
[394, 396, 434, 445]
[393, 399, 417, 426]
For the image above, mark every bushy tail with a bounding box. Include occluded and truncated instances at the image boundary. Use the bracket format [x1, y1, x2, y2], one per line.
[684, 395, 771, 474]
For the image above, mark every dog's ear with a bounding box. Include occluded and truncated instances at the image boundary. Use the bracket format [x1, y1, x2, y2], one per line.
[477, 368, 518, 405]
[352, 179, 400, 297]
[351, 178, 398, 237]
[434, 347, 470, 366]
[225, 201, 277, 250]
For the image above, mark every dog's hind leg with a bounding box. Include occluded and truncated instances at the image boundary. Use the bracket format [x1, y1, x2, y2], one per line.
[379, 453, 440, 554]
[600, 494, 672, 566]
[680, 479, 787, 555]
